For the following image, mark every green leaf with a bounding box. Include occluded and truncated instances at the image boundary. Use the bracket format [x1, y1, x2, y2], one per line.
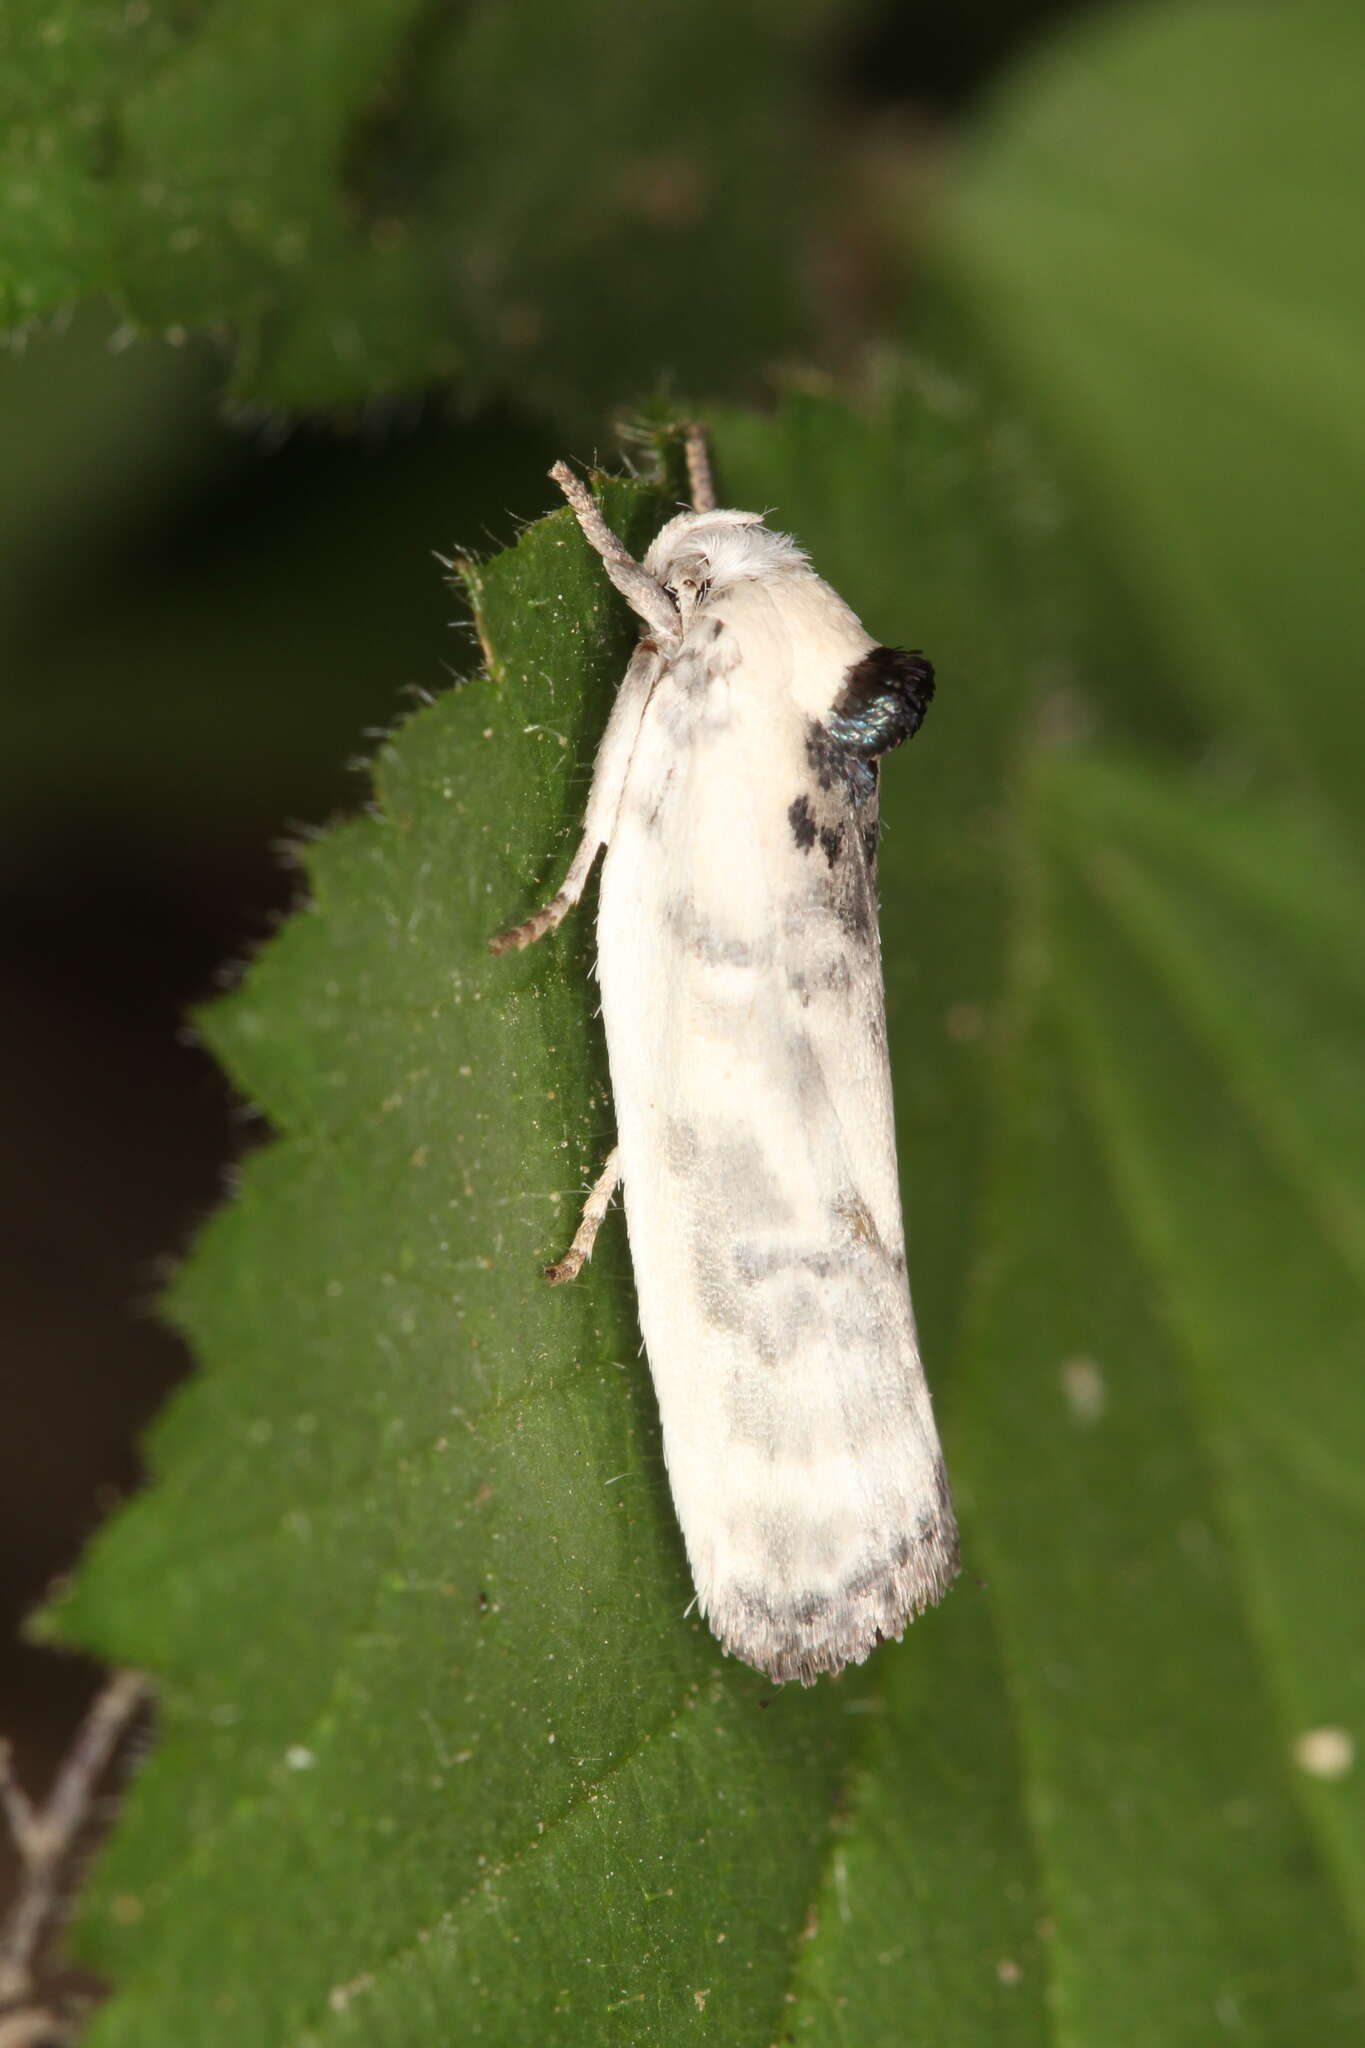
[957, 748, 1365, 2042]
[0, 0, 838, 412]
[916, 3, 1365, 2021]
[0, 306, 563, 860]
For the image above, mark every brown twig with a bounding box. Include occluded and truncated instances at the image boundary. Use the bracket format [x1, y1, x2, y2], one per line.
[0, 1671, 148, 2020]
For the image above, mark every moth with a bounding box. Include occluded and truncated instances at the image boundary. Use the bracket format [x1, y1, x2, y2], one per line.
[491, 434, 958, 1684]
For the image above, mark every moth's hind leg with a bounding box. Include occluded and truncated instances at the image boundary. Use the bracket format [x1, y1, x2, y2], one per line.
[546, 1146, 622, 1284]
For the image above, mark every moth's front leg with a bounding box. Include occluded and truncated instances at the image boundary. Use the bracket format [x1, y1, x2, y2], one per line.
[489, 639, 659, 953]
[490, 462, 680, 953]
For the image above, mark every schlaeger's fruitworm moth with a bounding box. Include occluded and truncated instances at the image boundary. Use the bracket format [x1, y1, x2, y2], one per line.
[491, 432, 958, 1684]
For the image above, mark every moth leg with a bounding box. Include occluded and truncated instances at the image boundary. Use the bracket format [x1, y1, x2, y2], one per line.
[545, 1145, 622, 1284]
[683, 424, 716, 513]
[487, 828, 600, 954]
[489, 640, 659, 954]
[549, 461, 679, 644]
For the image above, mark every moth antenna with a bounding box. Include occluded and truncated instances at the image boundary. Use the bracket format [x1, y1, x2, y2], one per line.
[548, 461, 679, 643]
[684, 424, 716, 514]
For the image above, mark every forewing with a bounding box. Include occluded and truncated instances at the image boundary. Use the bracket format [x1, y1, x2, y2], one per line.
[597, 579, 957, 1683]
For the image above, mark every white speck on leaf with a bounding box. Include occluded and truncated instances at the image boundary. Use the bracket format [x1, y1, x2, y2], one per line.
[1294, 1727, 1354, 1779]
[1060, 1356, 1106, 1425]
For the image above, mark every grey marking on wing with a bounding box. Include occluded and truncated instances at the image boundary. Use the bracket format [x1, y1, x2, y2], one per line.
[731, 1244, 841, 1284]
[804, 722, 846, 794]
[691, 930, 764, 969]
[789, 1017, 845, 1124]
[715, 1136, 799, 1223]
[706, 1501, 961, 1687]
[653, 636, 741, 751]
[786, 734, 879, 942]
[861, 799, 881, 872]
[833, 855, 876, 941]
[663, 1115, 701, 1175]
[633, 755, 679, 832]
[784, 953, 855, 1008]
[834, 1191, 882, 1250]
[661, 899, 772, 972]
[694, 1161, 923, 1445]
[674, 641, 711, 698]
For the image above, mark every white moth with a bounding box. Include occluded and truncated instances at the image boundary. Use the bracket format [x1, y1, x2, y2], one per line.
[491, 436, 958, 1685]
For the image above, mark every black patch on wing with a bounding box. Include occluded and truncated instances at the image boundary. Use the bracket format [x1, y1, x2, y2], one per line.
[788, 794, 817, 851]
[793, 646, 933, 897]
[806, 722, 876, 803]
[790, 723, 882, 937]
[828, 646, 935, 758]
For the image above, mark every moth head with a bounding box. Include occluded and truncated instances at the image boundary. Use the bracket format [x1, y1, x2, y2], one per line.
[645, 509, 809, 602]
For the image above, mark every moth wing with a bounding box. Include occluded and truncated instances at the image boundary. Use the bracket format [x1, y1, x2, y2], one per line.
[597, 577, 957, 1684]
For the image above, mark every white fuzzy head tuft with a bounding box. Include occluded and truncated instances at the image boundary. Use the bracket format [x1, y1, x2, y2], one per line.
[644, 510, 808, 597]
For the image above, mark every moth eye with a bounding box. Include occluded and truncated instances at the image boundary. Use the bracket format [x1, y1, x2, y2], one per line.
[662, 576, 710, 604]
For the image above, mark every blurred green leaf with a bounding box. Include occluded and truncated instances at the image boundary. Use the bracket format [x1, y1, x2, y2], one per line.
[937, 0, 1365, 828]
[919, 2, 1365, 2025]
[0, 309, 566, 862]
[956, 746, 1365, 2044]
[0, 0, 839, 413]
